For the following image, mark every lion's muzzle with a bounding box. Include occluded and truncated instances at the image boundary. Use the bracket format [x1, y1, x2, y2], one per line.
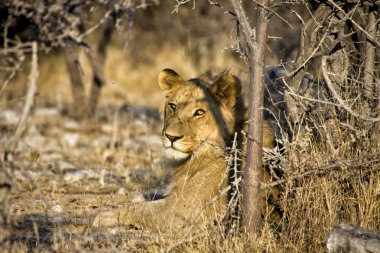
[164, 133, 184, 144]
[161, 131, 195, 160]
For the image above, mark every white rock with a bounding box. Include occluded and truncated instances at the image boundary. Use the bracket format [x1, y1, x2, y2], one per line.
[109, 228, 118, 235]
[117, 187, 127, 195]
[50, 204, 63, 213]
[62, 133, 79, 147]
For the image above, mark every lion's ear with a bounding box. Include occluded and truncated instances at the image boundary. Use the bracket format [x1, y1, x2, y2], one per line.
[211, 74, 242, 109]
[158, 69, 184, 94]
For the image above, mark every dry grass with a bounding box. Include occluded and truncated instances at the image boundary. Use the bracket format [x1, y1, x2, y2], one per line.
[1, 2, 379, 252]
[3, 91, 378, 252]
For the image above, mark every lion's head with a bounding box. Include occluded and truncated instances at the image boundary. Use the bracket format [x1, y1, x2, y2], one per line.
[158, 69, 242, 160]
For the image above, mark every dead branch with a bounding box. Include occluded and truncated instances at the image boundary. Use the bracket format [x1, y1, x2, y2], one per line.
[0, 54, 24, 99]
[287, 32, 328, 78]
[263, 152, 380, 188]
[289, 4, 333, 90]
[327, 0, 380, 48]
[78, 10, 113, 40]
[251, 0, 290, 28]
[231, 0, 256, 50]
[225, 132, 243, 232]
[307, 6, 357, 59]
[5, 42, 39, 158]
[0, 45, 49, 55]
[286, 90, 341, 107]
[172, 0, 195, 13]
[321, 56, 380, 122]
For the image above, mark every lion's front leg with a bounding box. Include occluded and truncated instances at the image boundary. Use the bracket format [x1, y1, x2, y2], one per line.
[91, 199, 166, 229]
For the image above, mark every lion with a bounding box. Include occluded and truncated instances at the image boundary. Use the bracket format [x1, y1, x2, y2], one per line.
[91, 69, 276, 232]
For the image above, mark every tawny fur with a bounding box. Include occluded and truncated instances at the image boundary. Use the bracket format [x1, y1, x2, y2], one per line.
[92, 69, 276, 232]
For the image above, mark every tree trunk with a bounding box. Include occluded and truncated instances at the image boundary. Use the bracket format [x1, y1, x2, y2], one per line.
[87, 13, 114, 117]
[64, 42, 89, 118]
[231, 0, 269, 237]
[243, 11, 269, 237]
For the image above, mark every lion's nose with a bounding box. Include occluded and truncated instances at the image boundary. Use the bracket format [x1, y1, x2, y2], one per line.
[165, 133, 184, 143]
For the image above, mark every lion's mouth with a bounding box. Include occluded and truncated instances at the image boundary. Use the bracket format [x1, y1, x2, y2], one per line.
[162, 138, 193, 160]
[164, 146, 190, 160]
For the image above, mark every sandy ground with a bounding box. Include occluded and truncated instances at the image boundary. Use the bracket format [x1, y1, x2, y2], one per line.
[1, 103, 175, 251]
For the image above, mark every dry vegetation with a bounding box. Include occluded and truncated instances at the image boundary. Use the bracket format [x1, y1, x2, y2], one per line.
[0, 0, 379, 252]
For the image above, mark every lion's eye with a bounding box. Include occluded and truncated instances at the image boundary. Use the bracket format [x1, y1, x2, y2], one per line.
[168, 103, 177, 111]
[194, 109, 205, 117]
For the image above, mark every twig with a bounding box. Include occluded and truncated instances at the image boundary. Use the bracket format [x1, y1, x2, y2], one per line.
[5, 42, 39, 159]
[207, 0, 236, 16]
[287, 90, 340, 107]
[225, 133, 243, 232]
[327, 0, 380, 48]
[263, 152, 380, 188]
[0, 42, 40, 55]
[287, 30, 328, 78]
[172, 0, 194, 13]
[321, 56, 380, 122]
[252, 0, 293, 29]
[78, 10, 113, 40]
[231, 0, 256, 50]
[0, 57, 24, 99]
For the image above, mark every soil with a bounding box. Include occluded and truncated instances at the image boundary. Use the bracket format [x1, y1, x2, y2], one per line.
[1, 104, 173, 251]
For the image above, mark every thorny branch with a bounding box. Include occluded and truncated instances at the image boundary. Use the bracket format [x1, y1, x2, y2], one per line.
[252, 0, 290, 28]
[263, 152, 380, 188]
[287, 32, 328, 78]
[321, 56, 380, 122]
[327, 0, 380, 48]
[172, 0, 196, 13]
